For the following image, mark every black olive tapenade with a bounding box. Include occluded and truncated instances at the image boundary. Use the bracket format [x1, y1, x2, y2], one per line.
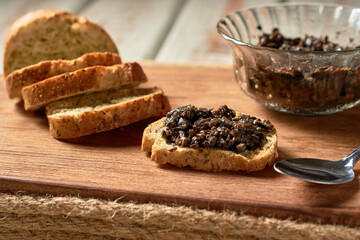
[162, 105, 275, 153]
[248, 28, 360, 113]
[258, 28, 352, 51]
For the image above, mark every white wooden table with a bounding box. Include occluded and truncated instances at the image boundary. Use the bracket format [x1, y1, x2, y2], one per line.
[0, 0, 359, 74]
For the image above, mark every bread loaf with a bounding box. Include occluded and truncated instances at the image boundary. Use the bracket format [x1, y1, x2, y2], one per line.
[142, 106, 278, 172]
[6, 52, 121, 99]
[3, 9, 118, 76]
[22, 62, 147, 111]
[5, 9, 172, 140]
[46, 87, 171, 139]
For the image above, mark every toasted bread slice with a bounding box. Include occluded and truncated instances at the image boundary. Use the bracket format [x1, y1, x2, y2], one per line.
[6, 52, 121, 99]
[22, 62, 147, 111]
[46, 87, 171, 139]
[141, 114, 278, 172]
[3, 9, 118, 76]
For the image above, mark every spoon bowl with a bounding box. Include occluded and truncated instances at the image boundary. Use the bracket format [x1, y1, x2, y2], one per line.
[273, 147, 360, 184]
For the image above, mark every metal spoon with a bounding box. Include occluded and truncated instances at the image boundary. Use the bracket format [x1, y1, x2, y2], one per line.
[273, 147, 360, 184]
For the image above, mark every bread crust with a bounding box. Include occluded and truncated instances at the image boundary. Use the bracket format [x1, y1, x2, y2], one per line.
[46, 88, 171, 139]
[3, 9, 118, 76]
[141, 115, 278, 172]
[6, 52, 121, 99]
[22, 62, 147, 111]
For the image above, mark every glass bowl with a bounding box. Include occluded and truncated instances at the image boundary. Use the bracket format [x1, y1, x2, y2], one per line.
[217, 2, 360, 115]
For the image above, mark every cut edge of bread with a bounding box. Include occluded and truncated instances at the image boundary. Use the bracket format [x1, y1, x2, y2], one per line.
[46, 87, 171, 139]
[141, 115, 278, 172]
[6, 52, 122, 99]
[3, 9, 118, 76]
[22, 62, 147, 111]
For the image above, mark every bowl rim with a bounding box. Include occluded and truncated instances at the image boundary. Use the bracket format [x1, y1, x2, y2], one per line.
[217, 2, 360, 54]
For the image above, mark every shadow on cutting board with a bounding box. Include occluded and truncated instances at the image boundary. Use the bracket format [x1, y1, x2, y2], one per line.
[263, 104, 360, 147]
[158, 159, 281, 179]
[302, 169, 360, 207]
[15, 100, 48, 129]
[60, 117, 161, 148]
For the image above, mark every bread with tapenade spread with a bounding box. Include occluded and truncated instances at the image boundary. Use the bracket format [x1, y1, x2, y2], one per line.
[6, 52, 121, 99]
[46, 87, 171, 139]
[3, 9, 118, 76]
[141, 105, 278, 172]
[22, 62, 147, 111]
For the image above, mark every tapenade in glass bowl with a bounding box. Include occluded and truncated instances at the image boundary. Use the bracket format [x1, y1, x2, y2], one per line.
[217, 3, 360, 115]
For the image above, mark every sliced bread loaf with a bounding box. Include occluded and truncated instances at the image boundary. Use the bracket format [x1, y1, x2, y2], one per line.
[22, 62, 147, 111]
[46, 87, 171, 139]
[141, 107, 278, 172]
[6, 52, 121, 99]
[3, 9, 118, 76]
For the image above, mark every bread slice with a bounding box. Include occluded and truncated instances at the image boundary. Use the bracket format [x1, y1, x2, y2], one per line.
[46, 87, 171, 139]
[3, 9, 118, 76]
[21, 62, 147, 111]
[6, 52, 121, 99]
[141, 114, 278, 172]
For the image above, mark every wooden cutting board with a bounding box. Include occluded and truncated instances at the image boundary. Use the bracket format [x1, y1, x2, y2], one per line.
[1, 63, 360, 227]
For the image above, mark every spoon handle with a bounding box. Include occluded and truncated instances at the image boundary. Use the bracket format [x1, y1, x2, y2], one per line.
[342, 146, 360, 167]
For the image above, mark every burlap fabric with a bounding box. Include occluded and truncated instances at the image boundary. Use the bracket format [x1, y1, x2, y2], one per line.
[0, 193, 359, 240]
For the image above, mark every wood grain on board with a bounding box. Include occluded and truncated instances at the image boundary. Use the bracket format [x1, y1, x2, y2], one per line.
[1, 63, 360, 227]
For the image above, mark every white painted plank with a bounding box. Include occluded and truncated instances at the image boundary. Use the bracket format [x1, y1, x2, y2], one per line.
[80, 0, 183, 62]
[155, 0, 281, 64]
[0, 0, 89, 74]
[286, 0, 360, 7]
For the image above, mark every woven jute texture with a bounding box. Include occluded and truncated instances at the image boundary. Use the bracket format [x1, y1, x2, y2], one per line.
[0, 193, 359, 240]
